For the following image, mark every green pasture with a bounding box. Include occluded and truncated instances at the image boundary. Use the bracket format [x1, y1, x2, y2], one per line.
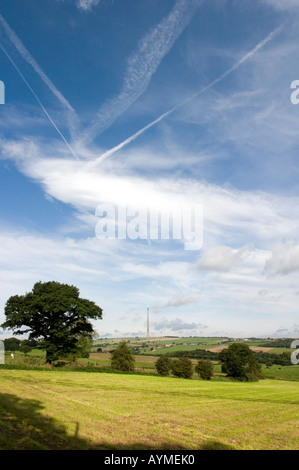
[93, 336, 231, 355]
[0, 368, 298, 450]
[262, 364, 299, 381]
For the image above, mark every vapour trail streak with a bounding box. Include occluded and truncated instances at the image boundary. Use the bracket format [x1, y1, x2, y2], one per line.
[0, 44, 79, 161]
[0, 14, 79, 138]
[78, 0, 199, 147]
[88, 24, 282, 168]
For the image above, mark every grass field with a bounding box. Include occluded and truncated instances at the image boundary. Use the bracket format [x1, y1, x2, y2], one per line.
[4, 349, 299, 382]
[0, 368, 298, 450]
[262, 364, 299, 381]
[93, 336, 296, 356]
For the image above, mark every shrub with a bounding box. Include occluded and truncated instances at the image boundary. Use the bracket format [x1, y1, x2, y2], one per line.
[155, 356, 172, 376]
[19, 344, 32, 355]
[111, 341, 135, 371]
[195, 359, 214, 380]
[171, 357, 193, 378]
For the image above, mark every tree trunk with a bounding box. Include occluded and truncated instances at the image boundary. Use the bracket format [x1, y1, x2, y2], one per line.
[46, 351, 52, 365]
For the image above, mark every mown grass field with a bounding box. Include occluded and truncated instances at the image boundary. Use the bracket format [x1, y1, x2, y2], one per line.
[0, 368, 298, 450]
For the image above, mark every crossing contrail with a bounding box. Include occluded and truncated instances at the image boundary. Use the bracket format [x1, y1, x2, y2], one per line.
[0, 14, 79, 140]
[77, 0, 199, 147]
[0, 44, 79, 160]
[87, 24, 283, 168]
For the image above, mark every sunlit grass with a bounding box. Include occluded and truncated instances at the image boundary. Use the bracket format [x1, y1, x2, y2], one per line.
[0, 369, 298, 450]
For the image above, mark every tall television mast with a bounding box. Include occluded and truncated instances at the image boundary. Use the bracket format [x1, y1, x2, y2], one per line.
[147, 305, 150, 338]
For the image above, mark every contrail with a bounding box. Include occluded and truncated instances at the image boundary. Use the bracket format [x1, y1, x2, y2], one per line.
[77, 0, 199, 147]
[76, 0, 101, 11]
[0, 14, 79, 139]
[86, 108, 173, 166]
[0, 44, 79, 160]
[87, 24, 283, 168]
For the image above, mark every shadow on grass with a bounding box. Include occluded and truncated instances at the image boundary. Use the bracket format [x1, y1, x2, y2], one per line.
[0, 393, 235, 450]
[0, 393, 87, 450]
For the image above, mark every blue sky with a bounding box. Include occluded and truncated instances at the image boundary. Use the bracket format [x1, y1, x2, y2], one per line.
[1, 0, 299, 339]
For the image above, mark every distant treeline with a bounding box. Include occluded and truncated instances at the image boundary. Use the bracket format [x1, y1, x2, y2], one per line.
[165, 349, 219, 360]
[257, 339, 294, 348]
[3, 337, 38, 351]
[166, 348, 293, 366]
[252, 351, 292, 366]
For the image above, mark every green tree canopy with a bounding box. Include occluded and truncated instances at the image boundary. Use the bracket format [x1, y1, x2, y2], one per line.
[110, 341, 135, 371]
[19, 344, 32, 355]
[195, 359, 214, 380]
[171, 357, 193, 378]
[3, 337, 21, 351]
[219, 342, 262, 381]
[155, 355, 172, 376]
[1, 281, 102, 364]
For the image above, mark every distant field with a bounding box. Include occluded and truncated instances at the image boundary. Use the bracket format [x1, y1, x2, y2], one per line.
[207, 345, 273, 353]
[94, 336, 231, 355]
[268, 348, 293, 355]
[93, 336, 296, 356]
[262, 365, 299, 381]
[0, 369, 298, 450]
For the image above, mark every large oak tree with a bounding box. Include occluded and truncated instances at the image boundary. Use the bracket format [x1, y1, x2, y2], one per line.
[1, 281, 102, 364]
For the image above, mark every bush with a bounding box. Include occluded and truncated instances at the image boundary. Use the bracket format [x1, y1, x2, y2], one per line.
[219, 342, 263, 381]
[155, 356, 172, 376]
[111, 341, 135, 371]
[171, 357, 193, 378]
[195, 359, 214, 380]
[19, 344, 32, 355]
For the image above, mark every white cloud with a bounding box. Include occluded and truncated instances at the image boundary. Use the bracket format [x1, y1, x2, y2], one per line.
[76, 0, 101, 11]
[0, 225, 298, 339]
[1, 136, 299, 253]
[0, 229, 151, 336]
[164, 295, 197, 308]
[152, 317, 207, 333]
[196, 245, 248, 272]
[263, 0, 299, 11]
[55, 0, 103, 12]
[264, 242, 299, 275]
